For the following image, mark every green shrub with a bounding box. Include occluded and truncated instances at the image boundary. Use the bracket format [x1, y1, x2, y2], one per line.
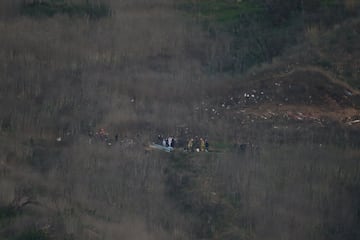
[181, 0, 360, 73]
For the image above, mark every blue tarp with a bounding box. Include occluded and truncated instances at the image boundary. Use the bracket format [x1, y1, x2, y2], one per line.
[149, 143, 174, 152]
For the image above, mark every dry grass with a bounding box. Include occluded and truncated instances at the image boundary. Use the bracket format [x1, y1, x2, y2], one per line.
[304, 24, 321, 45]
[1, 1, 360, 240]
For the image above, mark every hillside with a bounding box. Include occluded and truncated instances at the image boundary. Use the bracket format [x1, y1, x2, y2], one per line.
[1, 1, 360, 240]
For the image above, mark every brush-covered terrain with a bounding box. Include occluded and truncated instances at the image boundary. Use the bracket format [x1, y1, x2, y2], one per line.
[1, 0, 360, 239]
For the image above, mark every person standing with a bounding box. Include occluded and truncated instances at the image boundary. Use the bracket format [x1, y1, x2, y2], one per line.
[200, 138, 205, 152]
[170, 137, 175, 148]
[162, 138, 166, 147]
[187, 138, 194, 152]
[168, 137, 173, 148]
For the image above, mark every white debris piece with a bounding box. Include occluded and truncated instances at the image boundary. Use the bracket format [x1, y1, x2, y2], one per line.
[347, 119, 360, 125]
[344, 90, 352, 96]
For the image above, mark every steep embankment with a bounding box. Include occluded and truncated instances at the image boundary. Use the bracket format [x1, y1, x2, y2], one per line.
[207, 18, 360, 135]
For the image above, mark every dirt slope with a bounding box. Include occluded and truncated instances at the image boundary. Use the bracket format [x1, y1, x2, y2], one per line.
[218, 67, 360, 127]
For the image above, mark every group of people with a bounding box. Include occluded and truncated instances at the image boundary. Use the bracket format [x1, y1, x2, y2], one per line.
[157, 135, 210, 152]
[158, 135, 176, 148]
[89, 129, 209, 153]
[187, 137, 209, 152]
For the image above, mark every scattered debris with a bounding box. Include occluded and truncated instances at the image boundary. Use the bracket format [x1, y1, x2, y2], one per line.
[344, 90, 353, 96]
[346, 119, 360, 125]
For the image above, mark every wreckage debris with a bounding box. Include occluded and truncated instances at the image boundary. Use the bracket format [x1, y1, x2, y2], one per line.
[148, 143, 174, 152]
[346, 119, 360, 125]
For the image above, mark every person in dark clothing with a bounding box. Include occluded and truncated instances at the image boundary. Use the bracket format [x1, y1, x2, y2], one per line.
[157, 135, 163, 144]
[239, 143, 247, 152]
[115, 134, 119, 142]
[170, 138, 175, 148]
[205, 139, 209, 152]
[165, 139, 169, 147]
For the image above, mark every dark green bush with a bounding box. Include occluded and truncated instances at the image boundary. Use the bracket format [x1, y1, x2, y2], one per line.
[181, 0, 360, 72]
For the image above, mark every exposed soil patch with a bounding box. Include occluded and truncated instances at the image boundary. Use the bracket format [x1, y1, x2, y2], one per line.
[219, 68, 360, 127]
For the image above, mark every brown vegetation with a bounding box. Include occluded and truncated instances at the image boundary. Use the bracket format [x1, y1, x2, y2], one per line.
[1, 1, 360, 240]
